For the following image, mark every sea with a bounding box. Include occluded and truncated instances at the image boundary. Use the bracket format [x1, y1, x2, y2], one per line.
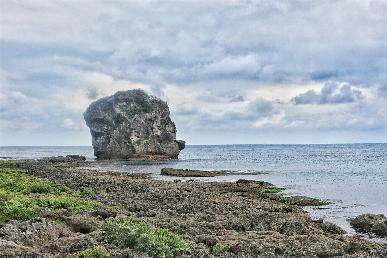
[1, 144, 386, 237]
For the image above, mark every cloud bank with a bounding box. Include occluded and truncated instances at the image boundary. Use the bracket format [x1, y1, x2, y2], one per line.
[1, 0, 387, 145]
[292, 82, 363, 105]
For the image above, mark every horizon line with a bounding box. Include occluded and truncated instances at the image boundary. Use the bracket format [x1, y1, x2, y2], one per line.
[1, 142, 386, 147]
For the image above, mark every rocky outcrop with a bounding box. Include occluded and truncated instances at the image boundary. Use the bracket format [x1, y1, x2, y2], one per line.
[160, 168, 267, 177]
[84, 89, 185, 160]
[349, 214, 387, 238]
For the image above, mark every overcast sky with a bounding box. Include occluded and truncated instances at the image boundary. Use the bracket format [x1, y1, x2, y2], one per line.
[1, 0, 387, 145]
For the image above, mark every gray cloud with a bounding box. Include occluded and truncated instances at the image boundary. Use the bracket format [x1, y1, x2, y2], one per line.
[291, 82, 363, 105]
[1, 0, 387, 144]
[230, 95, 244, 102]
[86, 87, 101, 100]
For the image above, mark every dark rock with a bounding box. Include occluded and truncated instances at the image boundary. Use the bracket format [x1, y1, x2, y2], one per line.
[40, 155, 86, 163]
[84, 89, 185, 160]
[176, 140, 186, 150]
[161, 168, 267, 177]
[66, 155, 86, 161]
[236, 179, 272, 187]
[349, 214, 387, 238]
[286, 196, 329, 206]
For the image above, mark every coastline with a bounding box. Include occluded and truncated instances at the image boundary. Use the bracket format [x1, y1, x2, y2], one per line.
[0, 159, 386, 257]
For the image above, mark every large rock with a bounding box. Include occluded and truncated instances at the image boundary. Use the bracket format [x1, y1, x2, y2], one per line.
[84, 89, 185, 160]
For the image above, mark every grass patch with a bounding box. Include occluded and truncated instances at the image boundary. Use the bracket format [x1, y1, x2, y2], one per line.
[76, 246, 110, 258]
[258, 186, 329, 206]
[0, 161, 96, 224]
[101, 218, 188, 258]
[212, 243, 231, 256]
[258, 187, 286, 201]
[82, 187, 96, 198]
[37, 194, 95, 213]
[259, 187, 285, 196]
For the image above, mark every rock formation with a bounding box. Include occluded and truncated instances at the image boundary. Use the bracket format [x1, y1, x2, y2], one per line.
[84, 89, 185, 160]
[349, 214, 387, 238]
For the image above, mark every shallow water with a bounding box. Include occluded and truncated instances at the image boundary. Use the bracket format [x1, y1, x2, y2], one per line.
[1, 144, 386, 237]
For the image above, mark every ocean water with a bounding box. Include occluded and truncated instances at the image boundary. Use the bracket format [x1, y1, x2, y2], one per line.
[1, 144, 386, 236]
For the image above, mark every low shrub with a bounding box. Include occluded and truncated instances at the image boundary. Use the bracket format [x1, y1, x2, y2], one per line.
[37, 194, 96, 213]
[258, 186, 329, 206]
[29, 181, 54, 194]
[81, 187, 96, 198]
[0, 191, 39, 223]
[101, 218, 188, 258]
[77, 246, 110, 258]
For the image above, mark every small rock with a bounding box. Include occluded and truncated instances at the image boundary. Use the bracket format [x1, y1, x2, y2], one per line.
[176, 140, 186, 150]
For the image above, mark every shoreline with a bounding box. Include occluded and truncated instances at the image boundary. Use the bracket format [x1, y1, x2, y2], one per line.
[1, 159, 386, 257]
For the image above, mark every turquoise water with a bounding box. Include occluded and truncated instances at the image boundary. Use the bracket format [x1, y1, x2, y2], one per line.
[1, 144, 386, 235]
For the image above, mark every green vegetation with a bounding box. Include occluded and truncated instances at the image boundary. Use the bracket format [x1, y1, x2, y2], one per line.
[82, 187, 96, 198]
[258, 186, 329, 206]
[101, 218, 188, 258]
[0, 161, 96, 224]
[37, 194, 95, 213]
[212, 243, 231, 256]
[259, 187, 285, 196]
[258, 187, 286, 201]
[76, 246, 110, 258]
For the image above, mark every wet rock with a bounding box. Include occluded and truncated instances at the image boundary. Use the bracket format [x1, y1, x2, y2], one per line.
[66, 155, 87, 161]
[161, 168, 224, 177]
[161, 168, 266, 177]
[236, 179, 272, 187]
[84, 89, 185, 160]
[40, 155, 86, 163]
[286, 196, 329, 206]
[349, 214, 387, 238]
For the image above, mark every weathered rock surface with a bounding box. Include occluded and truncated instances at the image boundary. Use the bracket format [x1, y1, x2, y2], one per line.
[349, 214, 387, 238]
[161, 167, 268, 177]
[40, 155, 86, 163]
[19, 160, 387, 257]
[84, 89, 184, 160]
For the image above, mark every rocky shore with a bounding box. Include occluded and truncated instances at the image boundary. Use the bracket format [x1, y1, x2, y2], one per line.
[1, 159, 386, 257]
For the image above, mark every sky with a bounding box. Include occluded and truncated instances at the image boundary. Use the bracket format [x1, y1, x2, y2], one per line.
[1, 0, 387, 145]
